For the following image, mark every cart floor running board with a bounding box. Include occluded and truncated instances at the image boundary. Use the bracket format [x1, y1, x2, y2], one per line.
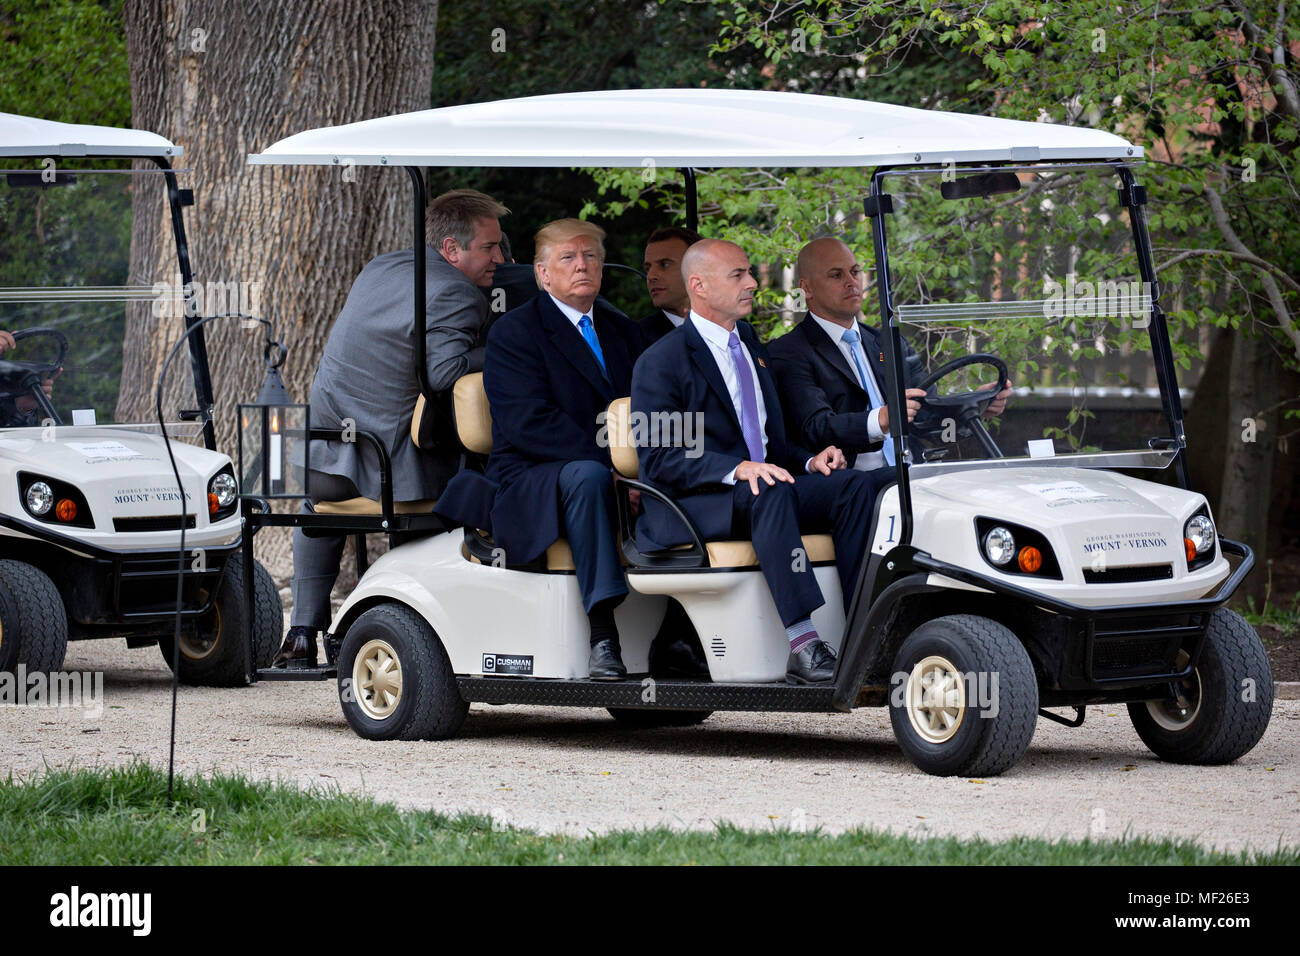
[256, 666, 336, 681]
[457, 676, 837, 711]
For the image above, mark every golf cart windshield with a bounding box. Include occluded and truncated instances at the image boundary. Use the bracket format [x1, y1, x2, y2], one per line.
[877, 161, 1183, 474]
[0, 165, 198, 432]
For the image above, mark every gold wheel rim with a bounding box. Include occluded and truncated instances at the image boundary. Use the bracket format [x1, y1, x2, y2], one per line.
[354, 638, 403, 720]
[180, 595, 221, 660]
[905, 654, 966, 744]
[1146, 650, 1201, 731]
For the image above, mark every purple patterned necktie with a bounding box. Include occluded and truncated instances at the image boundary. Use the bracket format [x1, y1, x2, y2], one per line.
[727, 331, 765, 462]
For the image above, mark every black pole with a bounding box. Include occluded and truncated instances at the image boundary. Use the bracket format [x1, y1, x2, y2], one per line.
[682, 168, 698, 232]
[152, 156, 217, 451]
[1118, 164, 1190, 489]
[153, 312, 278, 803]
[867, 170, 912, 544]
[407, 166, 432, 399]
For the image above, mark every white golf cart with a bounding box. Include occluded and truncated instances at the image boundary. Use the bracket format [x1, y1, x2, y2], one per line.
[245, 90, 1272, 775]
[0, 113, 281, 685]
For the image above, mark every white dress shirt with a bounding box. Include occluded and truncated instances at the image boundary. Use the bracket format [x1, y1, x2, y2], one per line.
[549, 293, 592, 330]
[662, 310, 686, 328]
[809, 312, 889, 472]
[689, 312, 813, 483]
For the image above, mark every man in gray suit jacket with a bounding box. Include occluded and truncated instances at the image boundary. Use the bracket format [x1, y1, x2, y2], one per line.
[274, 189, 509, 667]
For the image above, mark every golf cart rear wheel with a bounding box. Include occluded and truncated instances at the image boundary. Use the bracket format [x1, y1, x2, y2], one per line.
[607, 708, 712, 728]
[337, 603, 467, 741]
[889, 614, 1038, 777]
[159, 552, 281, 687]
[1127, 608, 1273, 764]
[0, 560, 68, 674]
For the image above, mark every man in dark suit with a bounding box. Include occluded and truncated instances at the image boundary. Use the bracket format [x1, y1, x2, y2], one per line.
[481, 219, 645, 679]
[275, 189, 508, 667]
[639, 226, 701, 344]
[770, 237, 1010, 472]
[632, 239, 892, 684]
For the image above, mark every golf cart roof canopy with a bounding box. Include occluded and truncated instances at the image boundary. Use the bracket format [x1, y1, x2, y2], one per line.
[0, 112, 181, 159]
[247, 89, 1142, 169]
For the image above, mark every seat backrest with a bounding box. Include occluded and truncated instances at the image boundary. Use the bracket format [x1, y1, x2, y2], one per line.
[453, 372, 493, 455]
[605, 396, 638, 478]
[410, 393, 428, 448]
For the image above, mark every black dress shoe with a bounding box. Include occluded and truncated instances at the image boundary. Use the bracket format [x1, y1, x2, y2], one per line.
[787, 640, 837, 684]
[588, 639, 627, 681]
[649, 636, 711, 680]
[272, 627, 318, 668]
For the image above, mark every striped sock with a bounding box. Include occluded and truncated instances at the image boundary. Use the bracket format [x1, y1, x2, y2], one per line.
[786, 618, 819, 654]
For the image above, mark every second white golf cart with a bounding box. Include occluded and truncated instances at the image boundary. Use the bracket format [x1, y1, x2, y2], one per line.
[245, 90, 1272, 776]
[0, 113, 281, 685]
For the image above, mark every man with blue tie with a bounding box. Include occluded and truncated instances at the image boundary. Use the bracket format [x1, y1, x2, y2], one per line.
[770, 237, 1010, 472]
[632, 239, 891, 684]
[479, 219, 646, 679]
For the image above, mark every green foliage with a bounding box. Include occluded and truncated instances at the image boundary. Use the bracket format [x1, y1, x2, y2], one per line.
[2, 764, 1294, 864]
[0, 0, 128, 126]
[697, 0, 1300, 374]
[0, 1, 132, 421]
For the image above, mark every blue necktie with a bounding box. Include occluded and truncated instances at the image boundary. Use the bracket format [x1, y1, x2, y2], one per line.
[727, 331, 765, 462]
[842, 326, 894, 465]
[578, 314, 607, 377]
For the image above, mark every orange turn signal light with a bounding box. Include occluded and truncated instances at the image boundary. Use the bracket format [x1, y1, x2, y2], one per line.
[208, 493, 219, 515]
[1184, 537, 1197, 562]
[54, 498, 77, 522]
[1017, 546, 1042, 573]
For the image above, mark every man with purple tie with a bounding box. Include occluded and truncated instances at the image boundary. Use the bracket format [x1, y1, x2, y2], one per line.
[631, 240, 891, 684]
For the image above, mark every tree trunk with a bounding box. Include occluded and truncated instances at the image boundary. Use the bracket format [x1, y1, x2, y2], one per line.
[121, 0, 438, 583]
[1218, 329, 1280, 603]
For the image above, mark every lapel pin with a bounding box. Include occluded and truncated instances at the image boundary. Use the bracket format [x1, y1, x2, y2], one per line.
[757, 357, 767, 368]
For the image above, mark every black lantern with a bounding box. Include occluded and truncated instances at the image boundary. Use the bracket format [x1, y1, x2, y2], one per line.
[238, 340, 308, 498]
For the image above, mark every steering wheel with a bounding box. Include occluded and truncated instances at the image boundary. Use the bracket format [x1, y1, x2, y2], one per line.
[0, 327, 68, 425]
[910, 352, 1009, 458]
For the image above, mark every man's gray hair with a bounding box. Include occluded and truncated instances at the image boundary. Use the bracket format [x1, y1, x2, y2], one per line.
[426, 189, 509, 251]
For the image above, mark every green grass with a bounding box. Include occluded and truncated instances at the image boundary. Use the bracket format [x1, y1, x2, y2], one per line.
[1243, 592, 1300, 639]
[1, 764, 1294, 865]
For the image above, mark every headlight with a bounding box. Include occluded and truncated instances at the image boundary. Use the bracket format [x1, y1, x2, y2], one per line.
[25, 481, 53, 516]
[210, 472, 237, 508]
[983, 526, 1016, 566]
[1184, 514, 1214, 555]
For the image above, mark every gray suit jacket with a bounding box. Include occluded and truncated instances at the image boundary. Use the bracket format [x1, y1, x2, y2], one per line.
[307, 247, 487, 502]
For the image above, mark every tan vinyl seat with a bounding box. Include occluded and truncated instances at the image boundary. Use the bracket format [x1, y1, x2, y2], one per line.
[453, 372, 494, 455]
[452, 372, 588, 571]
[410, 393, 429, 448]
[313, 497, 438, 516]
[605, 396, 836, 568]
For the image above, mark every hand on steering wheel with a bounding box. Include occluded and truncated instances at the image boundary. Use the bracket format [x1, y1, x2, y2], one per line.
[911, 353, 1010, 458]
[0, 327, 68, 425]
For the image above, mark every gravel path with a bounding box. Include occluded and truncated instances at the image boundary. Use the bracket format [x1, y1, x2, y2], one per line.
[4, 639, 1297, 853]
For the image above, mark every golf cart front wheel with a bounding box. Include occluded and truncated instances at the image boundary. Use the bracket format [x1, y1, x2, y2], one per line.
[1127, 608, 1273, 764]
[889, 614, 1038, 777]
[0, 560, 68, 674]
[159, 552, 281, 687]
[337, 603, 467, 741]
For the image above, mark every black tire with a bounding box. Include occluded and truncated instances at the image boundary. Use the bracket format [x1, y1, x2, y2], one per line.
[159, 552, 281, 687]
[888, 614, 1038, 777]
[337, 603, 467, 741]
[607, 708, 712, 728]
[1128, 608, 1273, 764]
[0, 560, 68, 674]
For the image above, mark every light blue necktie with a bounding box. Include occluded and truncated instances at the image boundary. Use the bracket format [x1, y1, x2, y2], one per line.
[578, 314, 608, 377]
[841, 325, 894, 465]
